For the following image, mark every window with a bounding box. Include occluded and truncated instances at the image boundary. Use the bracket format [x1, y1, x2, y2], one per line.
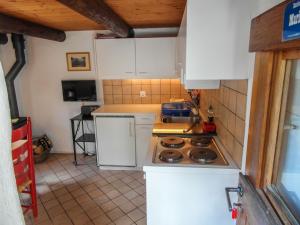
[274, 59, 300, 223]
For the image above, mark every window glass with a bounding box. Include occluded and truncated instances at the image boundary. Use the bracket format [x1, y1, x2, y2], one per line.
[276, 60, 300, 222]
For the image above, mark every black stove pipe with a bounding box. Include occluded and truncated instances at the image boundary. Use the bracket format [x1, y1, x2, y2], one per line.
[5, 33, 26, 118]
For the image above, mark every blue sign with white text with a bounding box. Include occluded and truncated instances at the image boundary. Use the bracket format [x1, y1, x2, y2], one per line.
[283, 0, 300, 41]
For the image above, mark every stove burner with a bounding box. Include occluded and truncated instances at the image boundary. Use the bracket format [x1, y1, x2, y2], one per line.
[159, 150, 183, 163]
[161, 136, 185, 148]
[191, 137, 212, 147]
[189, 148, 217, 164]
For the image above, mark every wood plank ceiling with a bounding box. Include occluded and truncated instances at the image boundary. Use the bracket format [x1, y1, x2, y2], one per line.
[0, 0, 186, 31]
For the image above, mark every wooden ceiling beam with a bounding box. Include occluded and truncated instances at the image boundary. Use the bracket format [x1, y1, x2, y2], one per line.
[0, 13, 66, 42]
[57, 0, 133, 37]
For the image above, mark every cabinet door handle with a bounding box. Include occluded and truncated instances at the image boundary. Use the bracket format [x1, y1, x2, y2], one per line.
[139, 72, 147, 74]
[125, 71, 134, 74]
[225, 187, 243, 212]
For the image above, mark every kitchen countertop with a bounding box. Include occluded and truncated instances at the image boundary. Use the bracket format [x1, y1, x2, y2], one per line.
[92, 104, 161, 115]
[92, 104, 216, 136]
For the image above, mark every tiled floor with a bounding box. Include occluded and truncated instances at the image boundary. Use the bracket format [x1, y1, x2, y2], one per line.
[24, 154, 146, 225]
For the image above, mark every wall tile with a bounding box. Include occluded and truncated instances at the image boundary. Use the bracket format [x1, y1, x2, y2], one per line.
[171, 83, 181, 95]
[122, 80, 132, 85]
[113, 95, 122, 104]
[227, 111, 236, 135]
[141, 96, 151, 104]
[132, 95, 141, 104]
[132, 79, 142, 85]
[224, 80, 238, 90]
[236, 93, 247, 120]
[141, 84, 151, 95]
[161, 79, 170, 85]
[141, 79, 151, 84]
[122, 85, 132, 95]
[104, 95, 113, 104]
[103, 85, 113, 95]
[236, 80, 248, 95]
[233, 140, 243, 168]
[171, 79, 180, 85]
[224, 129, 234, 155]
[103, 80, 112, 86]
[161, 95, 171, 103]
[112, 80, 122, 86]
[235, 117, 245, 145]
[112, 85, 122, 95]
[132, 85, 142, 95]
[170, 94, 181, 99]
[102, 79, 190, 105]
[228, 90, 237, 113]
[123, 95, 132, 104]
[151, 79, 160, 85]
[152, 95, 161, 104]
[223, 87, 230, 108]
[199, 79, 248, 169]
[151, 84, 161, 95]
[161, 84, 171, 95]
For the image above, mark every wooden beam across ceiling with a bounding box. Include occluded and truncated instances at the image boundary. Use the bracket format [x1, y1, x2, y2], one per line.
[0, 13, 66, 42]
[58, 0, 133, 37]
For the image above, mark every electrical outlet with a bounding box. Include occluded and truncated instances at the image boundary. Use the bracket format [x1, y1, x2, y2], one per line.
[140, 91, 146, 97]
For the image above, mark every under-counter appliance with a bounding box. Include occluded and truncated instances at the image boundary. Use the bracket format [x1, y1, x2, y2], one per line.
[95, 116, 136, 167]
[144, 135, 239, 225]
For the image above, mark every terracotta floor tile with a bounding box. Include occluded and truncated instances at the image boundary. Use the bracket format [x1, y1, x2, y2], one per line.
[93, 214, 112, 225]
[127, 208, 145, 222]
[124, 190, 139, 200]
[114, 215, 134, 225]
[107, 207, 125, 221]
[24, 154, 147, 225]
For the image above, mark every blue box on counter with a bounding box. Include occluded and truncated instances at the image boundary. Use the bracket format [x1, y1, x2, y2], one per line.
[161, 102, 192, 117]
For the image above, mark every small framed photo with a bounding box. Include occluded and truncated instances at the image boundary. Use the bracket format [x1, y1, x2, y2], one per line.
[66, 52, 91, 71]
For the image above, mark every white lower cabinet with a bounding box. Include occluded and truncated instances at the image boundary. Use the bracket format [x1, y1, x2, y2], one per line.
[144, 168, 239, 225]
[136, 125, 153, 168]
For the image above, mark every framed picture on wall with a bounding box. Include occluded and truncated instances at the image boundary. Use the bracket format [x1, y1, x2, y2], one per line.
[66, 52, 91, 71]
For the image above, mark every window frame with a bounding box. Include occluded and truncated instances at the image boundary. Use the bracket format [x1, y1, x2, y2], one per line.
[263, 50, 300, 225]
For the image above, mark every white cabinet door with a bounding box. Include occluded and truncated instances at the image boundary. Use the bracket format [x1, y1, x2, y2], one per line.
[176, 0, 254, 85]
[95, 39, 135, 79]
[184, 0, 253, 80]
[136, 125, 153, 168]
[136, 38, 176, 77]
[95, 116, 136, 167]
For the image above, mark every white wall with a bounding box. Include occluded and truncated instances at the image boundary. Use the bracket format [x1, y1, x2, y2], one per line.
[254, 0, 285, 17]
[0, 62, 25, 225]
[0, 31, 101, 153]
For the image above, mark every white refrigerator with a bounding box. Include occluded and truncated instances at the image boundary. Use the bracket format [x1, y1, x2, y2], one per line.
[95, 116, 136, 167]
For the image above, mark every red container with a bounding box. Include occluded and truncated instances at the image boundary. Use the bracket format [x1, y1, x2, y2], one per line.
[203, 121, 216, 133]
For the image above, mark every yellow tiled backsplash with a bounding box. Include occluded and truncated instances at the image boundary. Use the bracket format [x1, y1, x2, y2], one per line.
[200, 80, 248, 168]
[102, 79, 191, 104]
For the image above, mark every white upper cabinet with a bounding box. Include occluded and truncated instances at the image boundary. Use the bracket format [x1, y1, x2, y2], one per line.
[95, 38, 135, 78]
[95, 37, 177, 79]
[135, 38, 176, 77]
[177, 0, 255, 88]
